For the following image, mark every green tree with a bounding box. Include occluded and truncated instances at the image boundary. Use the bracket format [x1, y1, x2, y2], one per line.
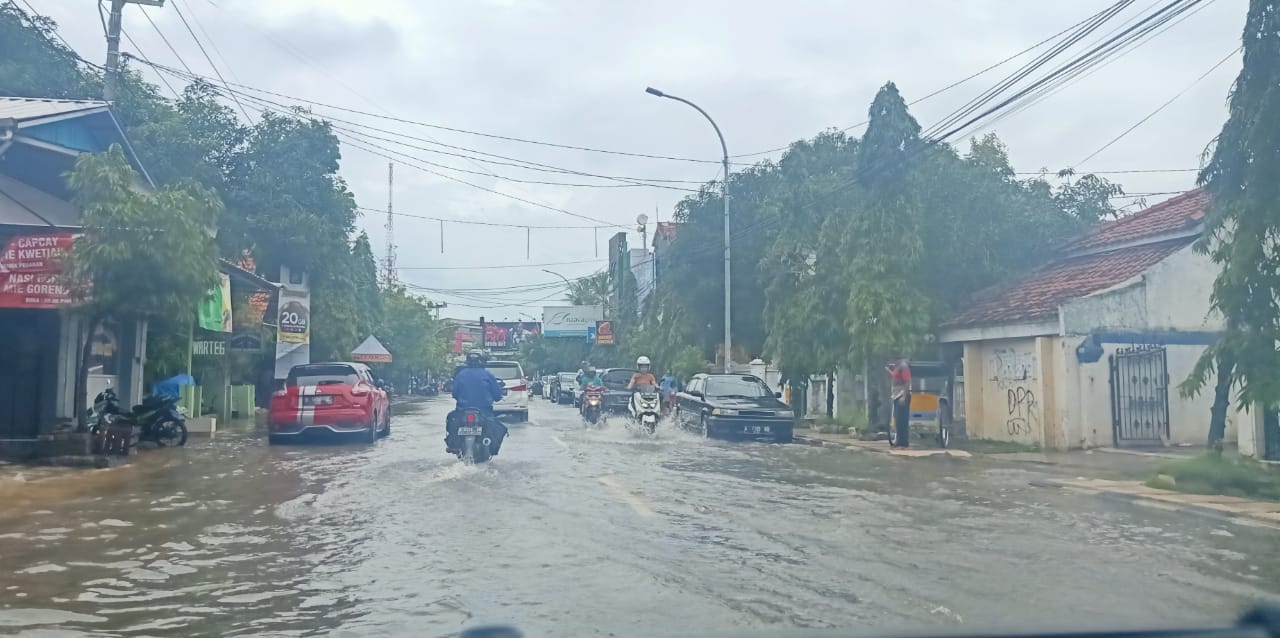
[0, 4, 96, 98]
[63, 146, 221, 428]
[566, 272, 610, 307]
[1180, 0, 1280, 448]
[375, 285, 446, 386]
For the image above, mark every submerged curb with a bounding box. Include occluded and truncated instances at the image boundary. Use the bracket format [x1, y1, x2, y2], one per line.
[1030, 478, 1280, 530]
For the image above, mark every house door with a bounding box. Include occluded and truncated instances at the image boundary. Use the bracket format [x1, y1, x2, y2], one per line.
[1109, 345, 1170, 447]
[1263, 409, 1280, 461]
[0, 310, 47, 438]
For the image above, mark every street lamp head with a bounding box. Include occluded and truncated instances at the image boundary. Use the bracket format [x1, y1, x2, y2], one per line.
[644, 87, 665, 98]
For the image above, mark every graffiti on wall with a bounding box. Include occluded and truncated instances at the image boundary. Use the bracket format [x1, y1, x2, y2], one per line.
[990, 346, 1041, 441]
[1006, 386, 1040, 437]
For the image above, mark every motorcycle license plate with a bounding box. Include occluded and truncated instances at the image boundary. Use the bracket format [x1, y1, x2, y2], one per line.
[744, 425, 771, 434]
[458, 425, 484, 436]
[643, 414, 657, 423]
[303, 395, 333, 406]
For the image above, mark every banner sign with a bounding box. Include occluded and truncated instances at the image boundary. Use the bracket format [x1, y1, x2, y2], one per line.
[594, 320, 615, 345]
[542, 306, 603, 338]
[277, 290, 310, 344]
[193, 340, 227, 356]
[0, 233, 76, 309]
[483, 321, 541, 349]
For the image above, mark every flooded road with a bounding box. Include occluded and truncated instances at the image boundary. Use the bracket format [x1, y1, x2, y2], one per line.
[2, 398, 1278, 637]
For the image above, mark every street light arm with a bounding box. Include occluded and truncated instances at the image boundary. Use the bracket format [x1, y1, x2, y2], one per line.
[542, 269, 572, 287]
[645, 89, 728, 161]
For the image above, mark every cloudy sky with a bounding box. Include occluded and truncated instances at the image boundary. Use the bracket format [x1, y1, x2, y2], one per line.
[33, 0, 1245, 320]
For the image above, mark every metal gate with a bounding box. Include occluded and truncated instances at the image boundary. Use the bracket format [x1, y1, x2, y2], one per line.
[1109, 345, 1171, 447]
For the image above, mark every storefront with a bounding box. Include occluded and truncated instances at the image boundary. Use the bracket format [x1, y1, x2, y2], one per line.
[0, 97, 150, 456]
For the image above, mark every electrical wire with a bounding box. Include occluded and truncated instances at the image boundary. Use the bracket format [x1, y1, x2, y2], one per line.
[14, 0, 75, 51]
[137, 2, 196, 77]
[133, 58, 712, 190]
[356, 207, 616, 230]
[959, 0, 1218, 143]
[397, 258, 606, 271]
[1074, 46, 1239, 168]
[730, 2, 1128, 159]
[122, 59, 724, 164]
[930, 0, 1210, 143]
[166, 0, 250, 121]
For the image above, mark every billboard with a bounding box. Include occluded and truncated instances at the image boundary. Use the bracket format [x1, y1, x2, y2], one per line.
[542, 306, 603, 338]
[0, 233, 75, 309]
[594, 320, 615, 345]
[483, 321, 541, 349]
[277, 290, 310, 344]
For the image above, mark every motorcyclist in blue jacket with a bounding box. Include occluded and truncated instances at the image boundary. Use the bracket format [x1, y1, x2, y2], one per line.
[446, 351, 508, 454]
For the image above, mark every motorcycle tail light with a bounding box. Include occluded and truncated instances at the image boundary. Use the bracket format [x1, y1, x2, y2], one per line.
[466, 412, 477, 423]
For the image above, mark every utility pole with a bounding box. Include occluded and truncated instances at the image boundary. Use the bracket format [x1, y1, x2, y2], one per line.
[383, 162, 398, 285]
[103, 0, 166, 103]
[425, 301, 447, 320]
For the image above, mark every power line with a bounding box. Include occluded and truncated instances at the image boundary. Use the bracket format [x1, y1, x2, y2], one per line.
[166, 0, 250, 121]
[334, 136, 627, 228]
[137, 2, 195, 77]
[120, 28, 180, 98]
[356, 207, 616, 230]
[149, 82, 633, 228]
[397, 258, 606, 271]
[959, 0, 1217, 143]
[1074, 46, 1239, 168]
[14, 0, 75, 51]
[133, 58, 712, 189]
[121, 59, 724, 164]
[729, 3, 1125, 159]
[1015, 168, 1197, 175]
[930, 0, 1211, 143]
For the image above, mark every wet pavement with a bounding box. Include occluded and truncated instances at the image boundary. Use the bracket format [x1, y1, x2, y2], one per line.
[1, 398, 1278, 637]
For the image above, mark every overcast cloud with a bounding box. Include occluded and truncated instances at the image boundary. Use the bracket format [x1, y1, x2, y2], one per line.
[33, 0, 1246, 320]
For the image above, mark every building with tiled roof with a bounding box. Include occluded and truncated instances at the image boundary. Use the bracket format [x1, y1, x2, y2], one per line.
[937, 189, 1263, 455]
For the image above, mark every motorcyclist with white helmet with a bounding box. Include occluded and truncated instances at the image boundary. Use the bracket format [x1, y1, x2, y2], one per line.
[627, 356, 657, 390]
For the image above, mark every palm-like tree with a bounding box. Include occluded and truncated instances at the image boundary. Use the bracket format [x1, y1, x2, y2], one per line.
[566, 272, 610, 309]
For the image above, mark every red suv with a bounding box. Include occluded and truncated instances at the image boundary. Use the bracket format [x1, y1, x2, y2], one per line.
[268, 362, 390, 444]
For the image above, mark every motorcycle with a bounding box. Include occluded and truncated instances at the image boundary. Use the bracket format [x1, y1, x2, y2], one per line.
[628, 384, 661, 435]
[91, 388, 189, 449]
[581, 386, 605, 427]
[452, 409, 506, 464]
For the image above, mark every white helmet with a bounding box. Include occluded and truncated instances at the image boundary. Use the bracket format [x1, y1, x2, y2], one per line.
[636, 356, 651, 367]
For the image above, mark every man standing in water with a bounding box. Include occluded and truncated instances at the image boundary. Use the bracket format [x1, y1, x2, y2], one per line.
[887, 357, 912, 448]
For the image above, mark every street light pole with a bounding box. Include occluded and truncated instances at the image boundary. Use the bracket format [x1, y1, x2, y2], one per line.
[542, 269, 572, 288]
[645, 87, 731, 372]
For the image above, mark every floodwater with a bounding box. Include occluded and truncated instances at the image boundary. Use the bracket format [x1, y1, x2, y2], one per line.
[1, 399, 1278, 637]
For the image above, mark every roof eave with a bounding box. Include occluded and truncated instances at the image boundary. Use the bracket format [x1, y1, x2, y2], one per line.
[937, 318, 1060, 343]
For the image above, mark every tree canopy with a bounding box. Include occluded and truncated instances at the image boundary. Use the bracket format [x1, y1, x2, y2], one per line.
[1180, 0, 1280, 445]
[645, 83, 1120, 382]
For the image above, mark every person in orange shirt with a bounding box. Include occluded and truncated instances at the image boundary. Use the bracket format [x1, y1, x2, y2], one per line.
[627, 356, 657, 389]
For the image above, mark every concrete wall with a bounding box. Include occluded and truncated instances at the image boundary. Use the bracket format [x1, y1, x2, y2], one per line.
[962, 337, 1050, 446]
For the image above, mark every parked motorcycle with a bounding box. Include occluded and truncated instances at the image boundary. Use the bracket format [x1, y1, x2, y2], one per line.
[628, 385, 661, 435]
[581, 386, 605, 427]
[451, 409, 506, 464]
[91, 388, 189, 448]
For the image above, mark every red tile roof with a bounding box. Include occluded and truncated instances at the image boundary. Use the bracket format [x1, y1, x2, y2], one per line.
[943, 238, 1194, 328]
[654, 221, 679, 241]
[1061, 188, 1208, 252]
